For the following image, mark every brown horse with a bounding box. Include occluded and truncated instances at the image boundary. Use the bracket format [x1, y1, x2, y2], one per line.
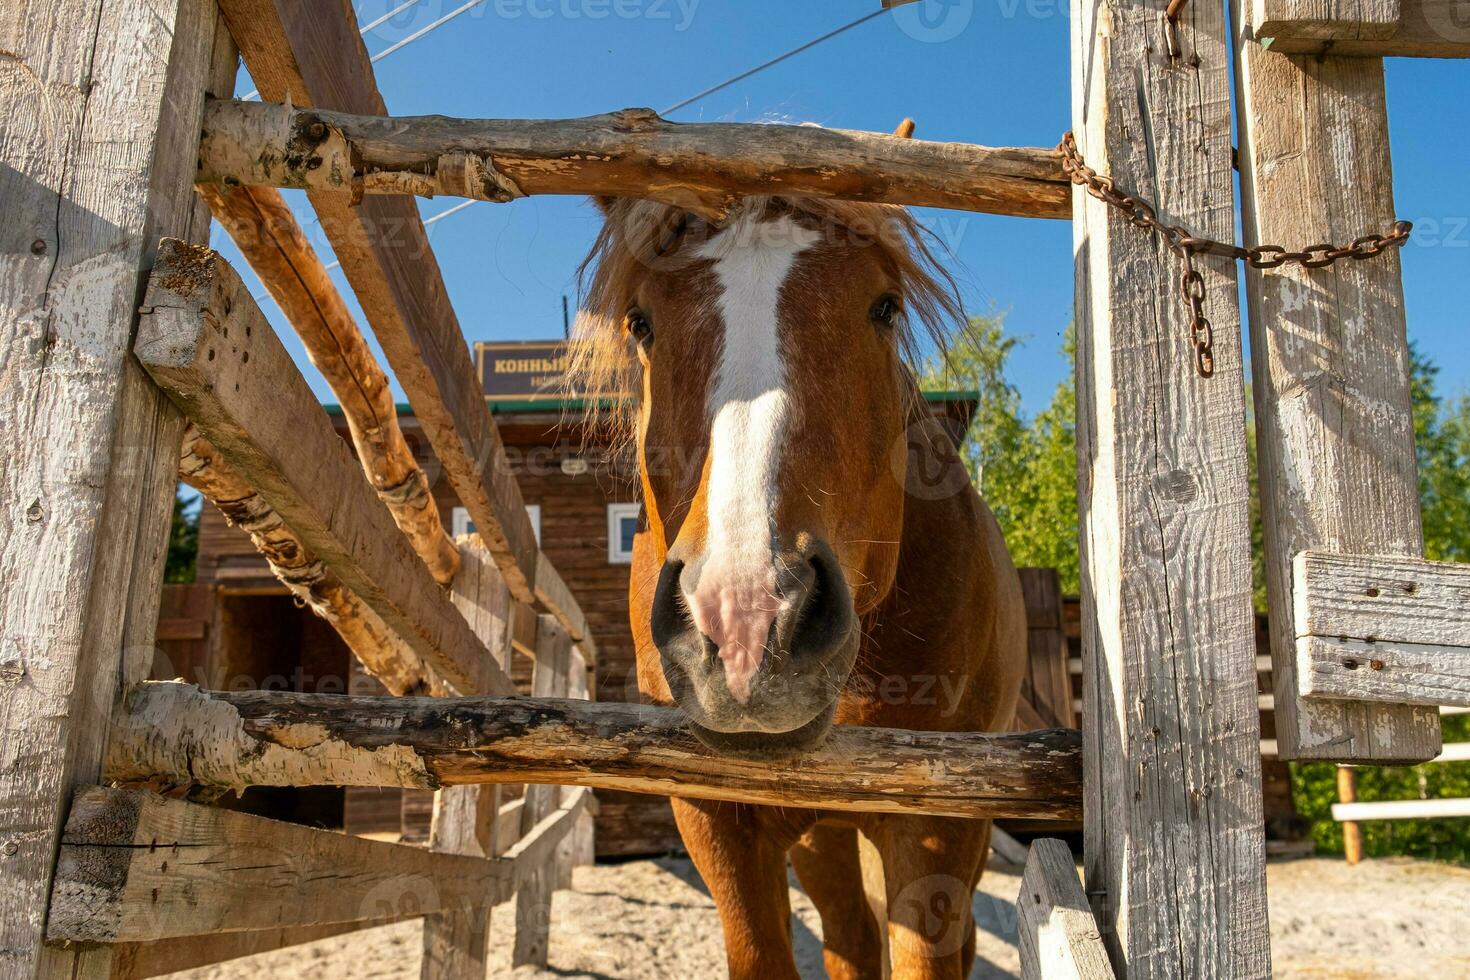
[570, 177, 1027, 979]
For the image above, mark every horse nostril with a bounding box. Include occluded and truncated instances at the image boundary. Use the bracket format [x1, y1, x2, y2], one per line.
[784, 542, 853, 661]
[650, 558, 690, 650]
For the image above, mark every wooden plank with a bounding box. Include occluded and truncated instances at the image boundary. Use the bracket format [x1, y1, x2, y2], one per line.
[535, 552, 594, 657]
[420, 787, 494, 980]
[198, 99, 1072, 221]
[1295, 553, 1470, 706]
[503, 787, 596, 889]
[1435, 743, 1470, 762]
[107, 682, 1085, 821]
[134, 242, 509, 698]
[111, 922, 369, 979]
[198, 183, 459, 584]
[216, 0, 541, 607]
[1016, 839, 1114, 980]
[1018, 568, 1074, 728]
[990, 827, 1031, 866]
[0, 1, 230, 975]
[1255, 0, 1470, 57]
[180, 425, 434, 696]
[1332, 797, 1470, 820]
[1252, 0, 1400, 43]
[46, 786, 511, 943]
[1294, 552, 1470, 647]
[493, 797, 527, 857]
[555, 648, 596, 887]
[421, 531, 520, 979]
[1234, 18, 1442, 761]
[1071, 0, 1272, 972]
[1299, 637, 1470, 706]
[514, 617, 574, 969]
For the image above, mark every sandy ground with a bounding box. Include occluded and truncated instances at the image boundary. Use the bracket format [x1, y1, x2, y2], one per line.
[166, 856, 1470, 979]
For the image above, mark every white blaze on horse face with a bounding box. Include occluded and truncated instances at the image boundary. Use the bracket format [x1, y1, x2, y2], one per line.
[686, 212, 821, 704]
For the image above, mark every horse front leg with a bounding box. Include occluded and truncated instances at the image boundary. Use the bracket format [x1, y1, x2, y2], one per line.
[869, 814, 991, 980]
[670, 797, 813, 980]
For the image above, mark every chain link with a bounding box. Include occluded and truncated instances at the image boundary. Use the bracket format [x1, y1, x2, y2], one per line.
[1058, 131, 1413, 378]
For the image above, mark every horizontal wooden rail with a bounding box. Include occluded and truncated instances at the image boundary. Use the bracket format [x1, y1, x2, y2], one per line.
[1255, 0, 1470, 57]
[1294, 552, 1470, 708]
[136, 241, 510, 697]
[46, 785, 594, 944]
[108, 682, 1083, 821]
[1434, 743, 1470, 763]
[1332, 797, 1470, 821]
[197, 99, 1072, 221]
[48, 786, 507, 942]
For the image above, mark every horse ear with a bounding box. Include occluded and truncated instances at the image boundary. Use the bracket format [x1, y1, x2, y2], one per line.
[893, 118, 916, 139]
[591, 195, 619, 215]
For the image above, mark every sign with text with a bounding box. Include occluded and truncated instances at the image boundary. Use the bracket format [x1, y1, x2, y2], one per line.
[476, 341, 570, 402]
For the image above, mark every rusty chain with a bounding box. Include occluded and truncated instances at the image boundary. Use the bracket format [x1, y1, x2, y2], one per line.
[1058, 131, 1413, 377]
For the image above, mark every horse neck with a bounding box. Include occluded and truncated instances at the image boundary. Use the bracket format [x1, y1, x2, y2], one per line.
[867, 422, 987, 645]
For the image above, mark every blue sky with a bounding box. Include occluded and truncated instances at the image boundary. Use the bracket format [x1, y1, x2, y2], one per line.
[221, 0, 1470, 416]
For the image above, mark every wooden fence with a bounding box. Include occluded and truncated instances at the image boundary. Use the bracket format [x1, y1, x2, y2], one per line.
[4, 1, 1469, 979]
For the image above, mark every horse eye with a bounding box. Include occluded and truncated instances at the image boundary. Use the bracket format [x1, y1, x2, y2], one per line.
[870, 295, 901, 328]
[626, 309, 654, 348]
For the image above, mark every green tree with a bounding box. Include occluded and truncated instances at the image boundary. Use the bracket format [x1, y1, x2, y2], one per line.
[165, 489, 199, 584]
[923, 315, 1080, 593]
[1414, 347, 1470, 562]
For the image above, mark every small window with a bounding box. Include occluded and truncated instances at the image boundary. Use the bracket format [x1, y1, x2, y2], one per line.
[453, 504, 540, 546]
[606, 503, 640, 564]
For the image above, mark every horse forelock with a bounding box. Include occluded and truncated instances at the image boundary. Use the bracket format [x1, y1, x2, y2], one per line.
[565, 194, 964, 454]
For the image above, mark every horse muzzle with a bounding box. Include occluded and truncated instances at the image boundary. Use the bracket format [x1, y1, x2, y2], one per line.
[650, 534, 858, 758]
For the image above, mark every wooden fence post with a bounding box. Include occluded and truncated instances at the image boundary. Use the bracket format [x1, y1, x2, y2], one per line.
[0, 2, 232, 976]
[420, 538, 518, 977]
[1070, 0, 1272, 972]
[512, 617, 574, 968]
[1017, 839, 1114, 980]
[1233, 5, 1442, 764]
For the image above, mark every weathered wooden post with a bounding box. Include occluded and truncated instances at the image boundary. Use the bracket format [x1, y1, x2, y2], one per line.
[1233, 0, 1443, 764]
[513, 617, 575, 968]
[1069, 0, 1272, 973]
[0, 2, 234, 977]
[421, 540, 519, 978]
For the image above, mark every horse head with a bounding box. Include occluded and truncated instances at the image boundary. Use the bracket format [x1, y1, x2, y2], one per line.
[570, 181, 961, 757]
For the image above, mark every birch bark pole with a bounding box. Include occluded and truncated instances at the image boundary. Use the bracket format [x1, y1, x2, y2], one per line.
[198, 183, 459, 584]
[179, 425, 434, 696]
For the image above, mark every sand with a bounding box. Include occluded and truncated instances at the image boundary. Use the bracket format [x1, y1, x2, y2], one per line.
[164, 855, 1470, 979]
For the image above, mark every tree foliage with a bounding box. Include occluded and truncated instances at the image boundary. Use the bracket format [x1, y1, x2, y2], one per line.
[922, 314, 1079, 593]
[165, 490, 199, 584]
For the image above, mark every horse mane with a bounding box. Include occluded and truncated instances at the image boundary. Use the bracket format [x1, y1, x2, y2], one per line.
[564, 194, 965, 452]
